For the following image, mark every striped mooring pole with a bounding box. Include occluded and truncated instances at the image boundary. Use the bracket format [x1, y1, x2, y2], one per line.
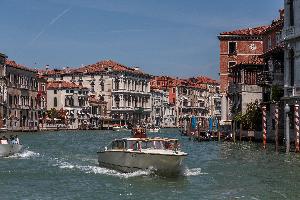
[275, 104, 279, 152]
[294, 103, 300, 152]
[262, 105, 267, 149]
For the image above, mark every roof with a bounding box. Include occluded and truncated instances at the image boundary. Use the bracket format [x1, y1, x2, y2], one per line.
[40, 60, 150, 77]
[5, 59, 37, 73]
[194, 76, 219, 85]
[219, 25, 270, 36]
[263, 18, 283, 34]
[151, 76, 215, 90]
[47, 81, 87, 90]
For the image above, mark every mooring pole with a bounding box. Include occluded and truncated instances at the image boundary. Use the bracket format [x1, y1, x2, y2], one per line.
[262, 105, 267, 149]
[294, 103, 300, 152]
[285, 104, 290, 153]
[233, 121, 236, 143]
[275, 103, 279, 152]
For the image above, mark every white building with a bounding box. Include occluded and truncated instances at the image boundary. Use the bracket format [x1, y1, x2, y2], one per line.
[47, 81, 90, 129]
[42, 60, 152, 127]
[284, 0, 300, 98]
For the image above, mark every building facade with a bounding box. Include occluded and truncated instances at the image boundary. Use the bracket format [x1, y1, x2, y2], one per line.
[42, 60, 152, 127]
[283, 0, 300, 144]
[5, 60, 41, 131]
[218, 26, 268, 129]
[0, 53, 7, 129]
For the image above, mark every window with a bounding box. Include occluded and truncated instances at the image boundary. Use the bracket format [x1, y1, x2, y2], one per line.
[290, 49, 295, 86]
[70, 90, 74, 93]
[54, 97, 57, 107]
[288, 0, 294, 26]
[228, 42, 237, 54]
[173, 88, 176, 93]
[228, 61, 236, 68]
[8, 95, 12, 106]
[275, 32, 281, 45]
[267, 35, 272, 49]
[66, 90, 69, 93]
[54, 90, 57, 94]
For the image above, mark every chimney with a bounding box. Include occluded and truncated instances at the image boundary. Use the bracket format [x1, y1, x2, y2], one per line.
[279, 9, 284, 19]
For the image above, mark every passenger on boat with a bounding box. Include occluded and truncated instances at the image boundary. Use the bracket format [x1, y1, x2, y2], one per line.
[153, 141, 163, 149]
[15, 135, 20, 144]
[10, 135, 16, 144]
[0, 136, 8, 144]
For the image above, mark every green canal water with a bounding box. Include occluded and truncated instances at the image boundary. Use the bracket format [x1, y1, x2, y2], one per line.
[1, 129, 300, 200]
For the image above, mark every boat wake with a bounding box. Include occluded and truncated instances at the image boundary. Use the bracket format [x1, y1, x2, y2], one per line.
[6, 150, 40, 159]
[53, 159, 153, 178]
[183, 167, 207, 176]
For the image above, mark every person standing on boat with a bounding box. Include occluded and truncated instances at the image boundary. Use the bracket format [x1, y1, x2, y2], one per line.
[15, 135, 20, 145]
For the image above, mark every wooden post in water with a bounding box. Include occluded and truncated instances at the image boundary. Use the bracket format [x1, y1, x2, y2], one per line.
[294, 103, 300, 152]
[262, 105, 267, 149]
[284, 104, 290, 153]
[233, 121, 236, 143]
[275, 103, 279, 152]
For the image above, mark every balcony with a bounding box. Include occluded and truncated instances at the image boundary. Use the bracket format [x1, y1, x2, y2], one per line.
[257, 71, 272, 86]
[282, 26, 295, 40]
[228, 83, 242, 94]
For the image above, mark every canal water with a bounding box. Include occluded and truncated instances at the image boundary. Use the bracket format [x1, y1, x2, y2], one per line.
[1, 129, 300, 200]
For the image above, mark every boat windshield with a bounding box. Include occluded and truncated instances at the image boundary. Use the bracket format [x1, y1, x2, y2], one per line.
[107, 140, 126, 150]
[107, 139, 181, 151]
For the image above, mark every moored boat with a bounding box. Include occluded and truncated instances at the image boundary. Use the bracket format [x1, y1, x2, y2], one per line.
[97, 128, 187, 175]
[147, 127, 160, 133]
[112, 124, 129, 132]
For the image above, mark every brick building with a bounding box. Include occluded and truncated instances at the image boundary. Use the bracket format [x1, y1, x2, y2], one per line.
[218, 25, 269, 128]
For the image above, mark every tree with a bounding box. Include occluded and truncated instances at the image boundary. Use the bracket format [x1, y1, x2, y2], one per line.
[234, 100, 262, 131]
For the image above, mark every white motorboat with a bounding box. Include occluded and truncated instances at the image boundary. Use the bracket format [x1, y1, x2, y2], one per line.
[0, 144, 23, 157]
[97, 128, 187, 175]
[0, 136, 22, 157]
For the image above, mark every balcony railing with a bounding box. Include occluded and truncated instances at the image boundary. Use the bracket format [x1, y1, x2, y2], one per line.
[282, 26, 295, 40]
[257, 71, 272, 86]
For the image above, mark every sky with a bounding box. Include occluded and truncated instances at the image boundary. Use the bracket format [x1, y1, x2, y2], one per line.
[0, 0, 283, 79]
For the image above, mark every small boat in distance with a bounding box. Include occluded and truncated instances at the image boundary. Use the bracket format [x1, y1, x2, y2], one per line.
[146, 124, 160, 133]
[112, 124, 129, 132]
[0, 135, 22, 157]
[97, 127, 187, 175]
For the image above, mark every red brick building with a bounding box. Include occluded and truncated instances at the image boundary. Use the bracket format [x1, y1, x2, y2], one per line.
[218, 25, 269, 124]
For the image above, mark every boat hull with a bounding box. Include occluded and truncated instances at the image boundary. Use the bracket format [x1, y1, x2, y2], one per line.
[0, 144, 23, 157]
[97, 150, 186, 175]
